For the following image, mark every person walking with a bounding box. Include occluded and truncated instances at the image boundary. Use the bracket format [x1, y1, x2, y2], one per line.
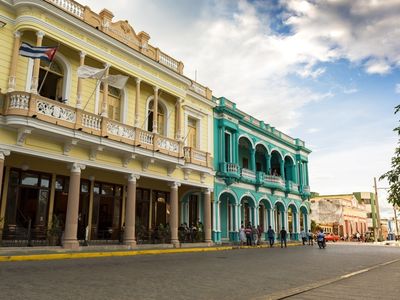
[300, 229, 307, 245]
[257, 225, 263, 245]
[280, 227, 287, 248]
[252, 226, 258, 246]
[307, 230, 314, 246]
[267, 226, 275, 247]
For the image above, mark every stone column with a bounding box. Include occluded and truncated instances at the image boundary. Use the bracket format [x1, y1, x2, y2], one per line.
[0, 150, 10, 206]
[280, 158, 285, 179]
[169, 182, 180, 246]
[250, 148, 256, 171]
[76, 51, 86, 108]
[134, 78, 141, 127]
[124, 173, 139, 247]
[63, 163, 85, 249]
[152, 86, 159, 133]
[31, 31, 45, 93]
[101, 65, 110, 117]
[175, 98, 183, 140]
[203, 188, 212, 243]
[265, 153, 271, 174]
[8, 31, 22, 92]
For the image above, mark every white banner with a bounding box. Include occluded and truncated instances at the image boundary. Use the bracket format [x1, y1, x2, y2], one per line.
[102, 74, 129, 89]
[77, 65, 107, 79]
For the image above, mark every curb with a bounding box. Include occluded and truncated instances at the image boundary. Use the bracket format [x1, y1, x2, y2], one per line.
[0, 243, 301, 262]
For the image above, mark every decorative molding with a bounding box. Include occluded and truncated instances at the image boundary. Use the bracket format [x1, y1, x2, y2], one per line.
[200, 172, 207, 184]
[128, 173, 140, 182]
[142, 158, 155, 171]
[168, 181, 181, 189]
[70, 162, 85, 173]
[63, 139, 78, 155]
[89, 145, 104, 161]
[122, 153, 136, 167]
[16, 127, 32, 146]
[183, 169, 191, 180]
[167, 164, 177, 176]
[0, 149, 11, 160]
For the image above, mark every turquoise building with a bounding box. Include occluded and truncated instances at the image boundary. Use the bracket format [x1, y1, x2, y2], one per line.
[212, 97, 311, 243]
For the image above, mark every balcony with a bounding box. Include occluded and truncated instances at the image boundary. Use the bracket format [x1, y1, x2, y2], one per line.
[2, 91, 212, 168]
[241, 168, 256, 182]
[302, 185, 311, 196]
[183, 147, 212, 168]
[286, 181, 300, 194]
[264, 175, 285, 190]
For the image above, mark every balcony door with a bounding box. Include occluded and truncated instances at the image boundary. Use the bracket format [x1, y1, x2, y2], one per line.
[187, 117, 197, 148]
[38, 60, 64, 101]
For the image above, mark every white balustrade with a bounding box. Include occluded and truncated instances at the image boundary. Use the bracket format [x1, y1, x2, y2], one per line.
[9, 93, 29, 110]
[36, 99, 76, 123]
[226, 163, 238, 173]
[193, 149, 207, 162]
[107, 121, 135, 140]
[47, 0, 84, 18]
[138, 130, 154, 145]
[82, 113, 102, 131]
[159, 52, 178, 71]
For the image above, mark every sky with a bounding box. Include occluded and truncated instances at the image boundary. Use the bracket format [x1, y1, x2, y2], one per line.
[78, 0, 400, 218]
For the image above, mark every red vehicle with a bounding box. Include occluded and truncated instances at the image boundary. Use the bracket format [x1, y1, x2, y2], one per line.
[324, 233, 340, 242]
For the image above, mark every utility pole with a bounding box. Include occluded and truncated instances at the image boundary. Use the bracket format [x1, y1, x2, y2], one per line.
[374, 177, 383, 241]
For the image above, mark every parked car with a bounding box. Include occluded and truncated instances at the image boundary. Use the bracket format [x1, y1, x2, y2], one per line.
[324, 233, 340, 242]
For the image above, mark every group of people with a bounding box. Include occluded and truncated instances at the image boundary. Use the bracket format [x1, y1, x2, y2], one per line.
[300, 229, 316, 246]
[239, 224, 292, 248]
[239, 224, 263, 246]
[178, 221, 204, 242]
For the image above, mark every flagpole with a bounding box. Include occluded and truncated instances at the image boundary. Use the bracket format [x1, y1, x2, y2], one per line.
[81, 65, 110, 113]
[38, 43, 60, 96]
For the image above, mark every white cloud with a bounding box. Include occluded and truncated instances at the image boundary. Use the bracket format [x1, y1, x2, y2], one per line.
[395, 83, 400, 94]
[343, 88, 358, 94]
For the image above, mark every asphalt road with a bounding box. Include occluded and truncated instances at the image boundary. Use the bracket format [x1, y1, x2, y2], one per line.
[1, 244, 400, 300]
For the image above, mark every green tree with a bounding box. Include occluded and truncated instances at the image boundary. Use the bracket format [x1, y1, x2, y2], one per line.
[380, 104, 400, 206]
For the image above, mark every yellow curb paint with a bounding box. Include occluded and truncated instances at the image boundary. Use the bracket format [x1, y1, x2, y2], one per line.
[0, 246, 234, 262]
[0, 243, 301, 262]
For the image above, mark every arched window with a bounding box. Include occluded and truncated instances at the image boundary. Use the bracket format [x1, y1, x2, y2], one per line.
[38, 60, 64, 101]
[100, 83, 121, 122]
[147, 100, 165, 135]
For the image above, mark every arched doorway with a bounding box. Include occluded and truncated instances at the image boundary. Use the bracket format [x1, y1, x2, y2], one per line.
[274, 201, 286, 239]
[288, 203, 298, 240]
[238, 137, 253, 171]
[219, 192, 237, 242]
[284, 156, 295, 183]
[255, 144, 268, 173]
[241, 196, 256, 228]
[300, 205, 309, 233]
[270, 150, 282, 177]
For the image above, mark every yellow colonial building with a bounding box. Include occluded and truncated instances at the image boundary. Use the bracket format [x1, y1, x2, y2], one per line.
[0, 0, 215, 248]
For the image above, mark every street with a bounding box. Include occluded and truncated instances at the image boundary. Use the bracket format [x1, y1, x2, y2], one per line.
[1, 244, 399, 300]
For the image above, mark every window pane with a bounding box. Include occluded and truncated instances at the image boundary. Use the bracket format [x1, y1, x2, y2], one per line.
[40, 175, 50, 188]
[21, 173, 39, 186]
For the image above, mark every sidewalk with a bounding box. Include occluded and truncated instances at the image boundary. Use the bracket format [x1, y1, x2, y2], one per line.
[0, 241, 302, 262]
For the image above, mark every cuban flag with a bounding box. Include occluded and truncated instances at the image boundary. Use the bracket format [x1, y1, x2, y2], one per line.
[19, 42, 57, 62]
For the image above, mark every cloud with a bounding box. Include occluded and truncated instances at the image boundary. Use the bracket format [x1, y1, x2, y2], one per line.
[395, 84, 400, 94]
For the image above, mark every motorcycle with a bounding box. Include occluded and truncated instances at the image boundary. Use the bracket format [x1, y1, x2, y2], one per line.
[317, 238, 326, 249]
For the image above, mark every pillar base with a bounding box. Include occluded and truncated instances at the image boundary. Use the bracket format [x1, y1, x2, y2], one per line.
[205, 239, 213, 246]
[62, 239, 80, 250]
[124, 240, 137, 249]
[171, 239, 180, 248]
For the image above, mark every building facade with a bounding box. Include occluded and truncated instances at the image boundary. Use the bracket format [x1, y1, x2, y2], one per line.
[212, 97, 311, 243]
[0, 0, 215, 248]
[310, 194, 368, 238]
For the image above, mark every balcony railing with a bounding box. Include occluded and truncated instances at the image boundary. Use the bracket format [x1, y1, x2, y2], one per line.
[219, 162, 240, 176]
[184, 147, 212, 168]
[264, 175, 285, 189]
[241, 168, 256, 180]
[286, 181, 299, 193]
[45, 0, 85, 19]
[303, 185, 311, 194]
[3, 91, 212, 167]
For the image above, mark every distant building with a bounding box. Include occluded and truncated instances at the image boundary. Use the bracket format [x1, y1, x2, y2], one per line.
[310, 194, 368, 237]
